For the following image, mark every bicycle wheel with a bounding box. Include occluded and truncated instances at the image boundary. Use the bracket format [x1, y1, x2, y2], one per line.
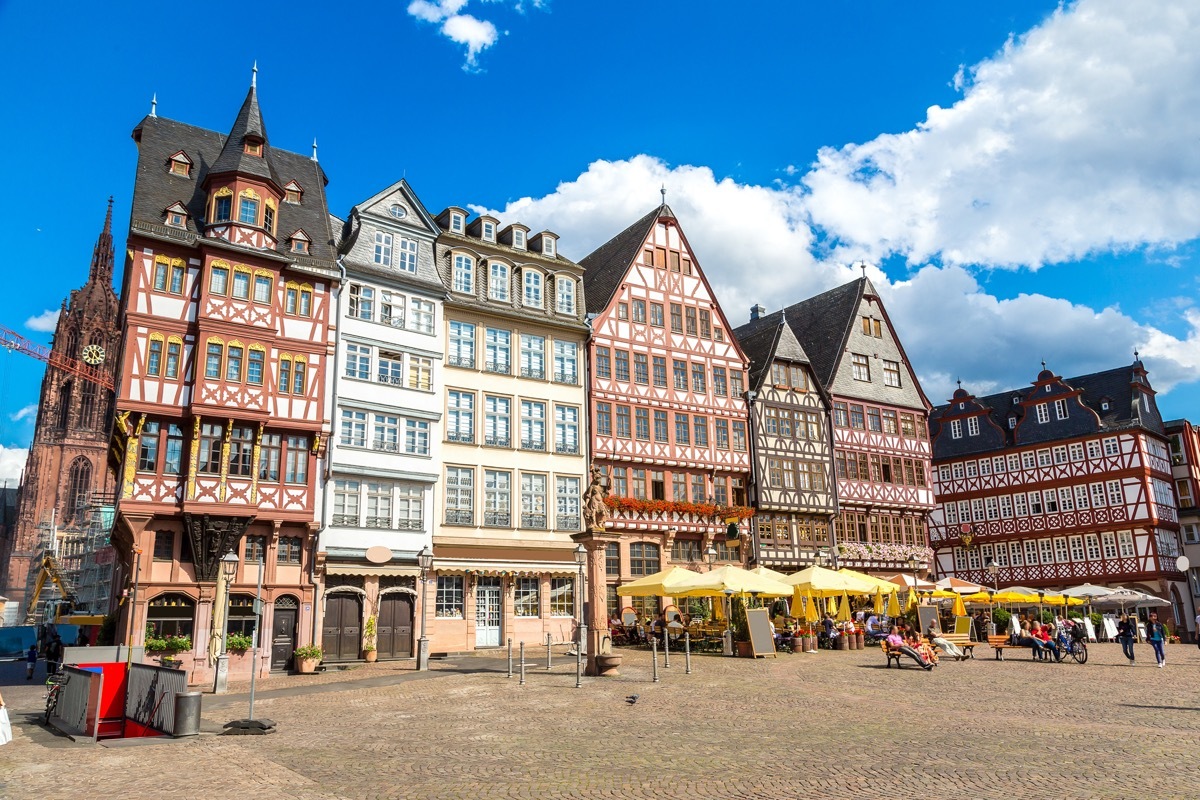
[1071, 641, 1087, 664]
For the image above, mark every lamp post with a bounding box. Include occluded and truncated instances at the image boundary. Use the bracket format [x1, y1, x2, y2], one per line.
[704, 545, 717, 570]
[214, 550, 239, 694]
[574, 544, 588, 656]
[416, 545, 433, 671]
[986, 558, 1000, 635]
[722, 588, 735, 656]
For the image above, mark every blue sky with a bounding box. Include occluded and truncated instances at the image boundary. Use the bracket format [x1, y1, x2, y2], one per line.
[1, 0, 1198, 480]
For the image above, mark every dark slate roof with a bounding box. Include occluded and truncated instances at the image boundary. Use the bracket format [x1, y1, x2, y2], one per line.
[129, 103, 336, 265]
[579, 204, 672, 314]
[736, 277, 866, 390]
[209, 87, 278, 184]
[929, 361, 1165, 458]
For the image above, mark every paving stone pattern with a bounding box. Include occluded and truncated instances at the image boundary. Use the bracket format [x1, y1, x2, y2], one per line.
[1, 643, 1197, 799]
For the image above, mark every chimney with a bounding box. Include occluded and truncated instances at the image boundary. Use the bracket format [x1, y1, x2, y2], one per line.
[750, 304, 766, 321]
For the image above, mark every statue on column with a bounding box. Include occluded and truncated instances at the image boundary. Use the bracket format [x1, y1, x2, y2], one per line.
[582, 465, 610, 532]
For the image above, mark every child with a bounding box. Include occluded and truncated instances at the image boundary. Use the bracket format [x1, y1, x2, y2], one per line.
[25, 644, 37, 680]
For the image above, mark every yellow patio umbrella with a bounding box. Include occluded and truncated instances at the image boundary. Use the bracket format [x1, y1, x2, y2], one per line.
[887, 590, 900, 616]
[616, 566, 700, 597]
[828, 595, 838, 617]
[671, 564, 793, 598]
[905, 587, 918, 611]
[786, 565, 877, 597]
[873, 590, 884, 615]
[790, 590, 807, 618]
[749, 565, 793, 583]
[836, 591, 851, 622]
[805, 593, 820, 623]
[951, 593, 967, 617]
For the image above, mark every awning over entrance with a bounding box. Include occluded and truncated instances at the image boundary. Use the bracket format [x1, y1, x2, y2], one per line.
[434, 558, 578, 577]
[325, 564, 421, 577]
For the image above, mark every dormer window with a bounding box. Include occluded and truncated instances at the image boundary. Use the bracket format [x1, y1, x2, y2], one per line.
[450, 212, 464, 233]
[165, 202, 189, 228]
[244, 138, 263, 156]
[264, 200, 276, 235]
[284, 181, 303, 205]
[543, 237, 556, 257]
[524, 270, 543, 308]
[290, 230, 311, 255]
[1008, 416, 1017, 429]
[482, 221, 496, 242]
[513, 229, 526, 250]
[168, 151, 192, 177]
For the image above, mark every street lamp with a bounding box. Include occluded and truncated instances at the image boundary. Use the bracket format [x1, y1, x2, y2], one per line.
[907, 554, 921, 609]
[214, 550, 239, 694]
[704, 545, 717, 568]
[574, 544, 588, 656]
[416, 545, 433, 671]
[985, 558, 999, 593]
[722, 588, 735, 656]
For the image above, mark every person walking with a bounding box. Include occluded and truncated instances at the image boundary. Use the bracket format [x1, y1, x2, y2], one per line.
[25, 643, 38, 680]
[1116, 613, 1136, 666]
[1145, 611, 1167, 668]
[45, 635, 63, 675]
[1194, 609, 1200, 650]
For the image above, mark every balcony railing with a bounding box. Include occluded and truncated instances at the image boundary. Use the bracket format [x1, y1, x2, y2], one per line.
[364, 516, 392, 529]
[445, 509, 473, 525]
[376, 373, 403, 386]
[447, 431, 474, 444]
[556, 515, 580, 531]
[372, 440, 400, 453]
[520, 439, 546, 452]
[484, 435, 510, 448]
[521, 513, 547, 529]
[553, 371, 578, 385]
[448, 355, 474, 368]
[520, 367, 544, 380]
[484, 512, 512, 527]
[396, 519, 423, 530]
[332, 514, 357, 526]
[555, 442, 579, 455]
[485, 361, 511, 375]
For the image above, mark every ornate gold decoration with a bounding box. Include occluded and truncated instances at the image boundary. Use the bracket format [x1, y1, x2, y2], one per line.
[219, 418, 233, 502]
[122, 414, 147, 498]
[311, 434, 321, 455]
[239, 187, 260, 200]
[187, 416, 201, 500]
[214, 187, 234, 198]
[250, 422, 265, 504]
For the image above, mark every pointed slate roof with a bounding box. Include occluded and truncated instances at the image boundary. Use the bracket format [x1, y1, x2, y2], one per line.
[209, 86, 279, 185]
[580, 204, 674, 314]
[735, 309, 806, 388]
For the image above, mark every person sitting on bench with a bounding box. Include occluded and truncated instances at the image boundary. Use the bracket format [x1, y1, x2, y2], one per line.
[886, 625, 932, 670]
[1032, 622, 1062, 662]
[926, 622, 967, 661]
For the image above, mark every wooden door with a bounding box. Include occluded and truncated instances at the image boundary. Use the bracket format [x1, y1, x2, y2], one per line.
[322, 593, 362, 662]
[377, 594, 414, 659]
[270, 598, 298, 671]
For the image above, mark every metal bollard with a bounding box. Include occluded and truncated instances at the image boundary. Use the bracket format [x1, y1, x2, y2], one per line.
[546, 632, 553, 670]
[684, 631, 692, 675]
[575, 641, 582, 689]
[652, 637, 660, 683]
[664, 628, 671, 668]
[519, 642, 526, 686]
[507, 638, 513, 678]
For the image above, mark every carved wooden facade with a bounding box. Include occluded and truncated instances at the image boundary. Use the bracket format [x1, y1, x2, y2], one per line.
[582, 205, 751, 615]
[929, 362, 1185, 628]
[110, 84, 338, 682]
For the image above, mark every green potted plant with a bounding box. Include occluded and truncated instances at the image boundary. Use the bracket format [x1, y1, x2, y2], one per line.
[363, 615, 378, 663]
[227, 633, 253, 654]
[294, 644, 323, 674]
[730, 597, 752, 657]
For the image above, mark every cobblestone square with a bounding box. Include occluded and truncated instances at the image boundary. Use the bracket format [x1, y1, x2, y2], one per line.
[1, 642, 1196, 799]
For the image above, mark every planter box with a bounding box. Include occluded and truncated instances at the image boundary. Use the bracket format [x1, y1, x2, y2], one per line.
[735, 640, 754, 658]
[296, 656, 320, 674]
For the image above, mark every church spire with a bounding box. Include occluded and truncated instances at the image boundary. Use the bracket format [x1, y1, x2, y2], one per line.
[89, 197, 115, 285]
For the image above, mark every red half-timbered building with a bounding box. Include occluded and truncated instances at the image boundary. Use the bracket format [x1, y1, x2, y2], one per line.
[581, 205, 752, 619]
[929, 361, 1186, 630]
[110, 81, 338, 682]
[756, 278, 935, 574]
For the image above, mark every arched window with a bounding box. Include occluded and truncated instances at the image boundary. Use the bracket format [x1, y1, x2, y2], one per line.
[147, 593, 195, 638]
[57, 380, 73, 430]
[65, 457, 92, 525]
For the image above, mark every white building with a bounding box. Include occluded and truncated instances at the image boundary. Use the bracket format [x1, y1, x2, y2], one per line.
[320, 181, 444, 662]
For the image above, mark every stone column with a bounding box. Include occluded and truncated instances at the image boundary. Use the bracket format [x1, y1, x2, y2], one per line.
[572, 528, 622, 676]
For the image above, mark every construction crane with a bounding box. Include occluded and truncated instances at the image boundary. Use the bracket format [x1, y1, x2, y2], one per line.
[24, 552, 79, 625]
[0, 323, 114, 390]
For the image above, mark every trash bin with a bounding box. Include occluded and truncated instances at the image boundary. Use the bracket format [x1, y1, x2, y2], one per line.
[173, 691, 202, 737]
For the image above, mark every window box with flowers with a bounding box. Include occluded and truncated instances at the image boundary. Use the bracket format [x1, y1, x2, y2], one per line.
[145, 627, 192, 668]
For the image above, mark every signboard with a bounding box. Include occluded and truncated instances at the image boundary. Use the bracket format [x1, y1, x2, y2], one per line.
[745, 608, 777, 658]
[917, 605, 940, 635]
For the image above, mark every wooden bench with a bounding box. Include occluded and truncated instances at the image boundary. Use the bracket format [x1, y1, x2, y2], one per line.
[880, 641, 906, 668]
[988, 634, 1038, 660]
[938, 633, 977, 659]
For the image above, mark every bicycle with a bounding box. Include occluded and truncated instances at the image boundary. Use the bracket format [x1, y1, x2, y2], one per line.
[43, 672, 67, 725]
[1056, 625, 1088, 664]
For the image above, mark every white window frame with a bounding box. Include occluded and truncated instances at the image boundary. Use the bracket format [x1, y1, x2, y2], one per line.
[1035, 403, 1050, 424]
[397, 237, 418, 273]
[374, 231, 393, 267]
[555, 277, 576, 315]
[524, 270, 543, 308]
[453, 254, 474, 294]
[489, 262, 510, 301]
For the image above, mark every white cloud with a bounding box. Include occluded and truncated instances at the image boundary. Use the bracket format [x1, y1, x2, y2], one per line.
[800, 0, 1200, 270]
[10, 405, 37, 423]
[0, 445, 27, 484]
[25, 309, 60, 332]
[408, 0, 549, 71]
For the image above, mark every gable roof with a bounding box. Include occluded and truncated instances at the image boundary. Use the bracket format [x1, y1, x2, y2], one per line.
[579, 204, 671, 314]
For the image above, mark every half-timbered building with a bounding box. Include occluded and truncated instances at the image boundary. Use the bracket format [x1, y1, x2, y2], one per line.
[429, 206, 589, 652]
[318, 180, 444, 662]
[110, 81, 338, 682]
[1165, 418, 1200, 638]
[929, 361, 1186, 630]
[732, 309, 837, 570]
[581, 204, 752, 620]
[749, 278, 934, 574]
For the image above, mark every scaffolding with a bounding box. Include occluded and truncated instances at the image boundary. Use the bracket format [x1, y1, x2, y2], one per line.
[22, 491, 115, 625]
